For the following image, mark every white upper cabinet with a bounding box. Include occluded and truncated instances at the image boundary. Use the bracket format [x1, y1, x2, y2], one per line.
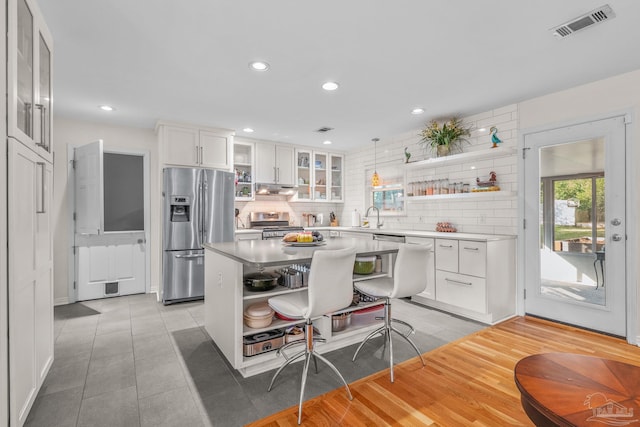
[7, 0, 53, 163]
[157, 122, 234, 171]
[255, 142, 294, 186]
[294, 149, 343, 202]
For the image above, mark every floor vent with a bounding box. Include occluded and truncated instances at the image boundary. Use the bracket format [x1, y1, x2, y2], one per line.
[551, 4, 615, 38]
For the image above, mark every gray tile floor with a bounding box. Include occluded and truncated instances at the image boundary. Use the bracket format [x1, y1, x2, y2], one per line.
[25, 294, 485, 427]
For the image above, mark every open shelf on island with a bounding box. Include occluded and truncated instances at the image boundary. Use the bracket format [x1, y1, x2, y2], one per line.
[243, 285, 306, 300]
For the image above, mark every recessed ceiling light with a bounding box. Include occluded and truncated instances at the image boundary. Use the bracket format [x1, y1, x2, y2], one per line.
[249, 61, 269, 71]
[478, 128, 487, 132]
[99, 105, 114, 111]
[322, 81, 339, 91]
[322, 140, 332, 145]
[411, 108, 425, 115]
[242, 128, 254, 133]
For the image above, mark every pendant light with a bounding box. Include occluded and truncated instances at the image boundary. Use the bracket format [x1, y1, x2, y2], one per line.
[371, 138, 380, 187]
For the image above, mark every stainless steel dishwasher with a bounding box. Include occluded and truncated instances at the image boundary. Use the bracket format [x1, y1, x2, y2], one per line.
[373, 233, 406, 243]
[372, 234, 405, 275]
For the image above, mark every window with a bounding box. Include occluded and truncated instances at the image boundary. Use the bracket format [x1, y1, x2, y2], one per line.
[542, 173, 604, 254]
[366, 166, 405, 215]
[103, 152, 144, 232]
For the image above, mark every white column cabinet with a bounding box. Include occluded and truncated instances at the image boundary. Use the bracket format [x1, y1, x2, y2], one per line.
[158, 122, 234, 170]
[7, 0, 53, 163]
[7, 140, 53, 427]
[255, 142, 294, 186]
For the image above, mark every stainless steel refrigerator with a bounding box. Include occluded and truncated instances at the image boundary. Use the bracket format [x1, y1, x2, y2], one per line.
[162, 167, 234, 304]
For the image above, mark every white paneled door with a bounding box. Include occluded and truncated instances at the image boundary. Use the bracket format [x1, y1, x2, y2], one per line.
[73, 143, 149, 301]
[522, 116, 627, 337]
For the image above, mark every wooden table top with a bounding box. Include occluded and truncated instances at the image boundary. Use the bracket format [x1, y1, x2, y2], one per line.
[514, 352, 640, 427]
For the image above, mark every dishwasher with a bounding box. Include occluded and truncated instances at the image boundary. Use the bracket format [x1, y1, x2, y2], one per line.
[372, 234, 405, 276]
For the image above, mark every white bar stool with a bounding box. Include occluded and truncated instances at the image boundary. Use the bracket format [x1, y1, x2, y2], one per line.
[267, 247, 357, 425]
[352, 244, 431, 382]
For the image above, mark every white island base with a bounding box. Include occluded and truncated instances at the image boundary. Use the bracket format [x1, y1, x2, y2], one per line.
[203, 238, 400, 377]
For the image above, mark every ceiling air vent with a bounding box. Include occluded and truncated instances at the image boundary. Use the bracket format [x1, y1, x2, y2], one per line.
[315, 127, 334, 133]
[551, 4, 615, 38]
[551, 4, 616, 38]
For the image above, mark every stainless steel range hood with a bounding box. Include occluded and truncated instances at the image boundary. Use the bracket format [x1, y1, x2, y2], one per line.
[254, 183, 297, 196]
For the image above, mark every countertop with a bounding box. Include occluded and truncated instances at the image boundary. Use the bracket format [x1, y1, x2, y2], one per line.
[305, 226, 516, 242]
[203, 237, 401, 268]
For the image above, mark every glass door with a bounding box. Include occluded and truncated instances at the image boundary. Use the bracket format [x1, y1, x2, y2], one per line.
[523, 116, 627, 337]
[36, 30, 52, 151]
[329, 155, 343, 201]
[15, 0, 34, 140]
[313, 152, 327, 201]
[295, 150, 312, 201]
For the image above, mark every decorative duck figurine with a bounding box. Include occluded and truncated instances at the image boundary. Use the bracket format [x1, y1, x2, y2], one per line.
[490, 126, 502, 148]
[404, 147, 411, 163]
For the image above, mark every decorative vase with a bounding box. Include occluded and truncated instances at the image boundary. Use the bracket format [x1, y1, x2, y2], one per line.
[437, 145, 450, 157]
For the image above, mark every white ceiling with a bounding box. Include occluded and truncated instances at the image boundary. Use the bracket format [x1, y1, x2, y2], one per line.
[37, 0, 640, 150]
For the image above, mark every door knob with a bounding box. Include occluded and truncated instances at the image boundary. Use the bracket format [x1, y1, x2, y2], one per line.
[611, 218, 622, 226]
[612, 234, 623, 242]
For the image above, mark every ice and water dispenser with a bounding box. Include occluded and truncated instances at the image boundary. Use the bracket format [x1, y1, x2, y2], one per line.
[170, 196, 190, 222]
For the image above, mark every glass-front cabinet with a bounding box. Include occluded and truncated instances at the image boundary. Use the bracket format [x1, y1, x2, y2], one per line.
[330, 154, 343, 202]
[313, 152, 328, 201]
[8, 0, 54, 161]
[234, 141, 254, 200]
[294, 149, 343, 202]
[296, 149, 312, 200]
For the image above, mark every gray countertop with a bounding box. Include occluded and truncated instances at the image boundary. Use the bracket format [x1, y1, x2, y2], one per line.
[203, 237, 401, 268]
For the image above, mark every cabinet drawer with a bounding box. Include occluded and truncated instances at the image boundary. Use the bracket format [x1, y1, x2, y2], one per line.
[459, 241, 486, 277]
[435, 270, 486, 313]
[435, 239, 458, 272]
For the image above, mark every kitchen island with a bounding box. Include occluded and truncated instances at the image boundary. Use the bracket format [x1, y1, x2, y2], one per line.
[203, 237, 401, 377]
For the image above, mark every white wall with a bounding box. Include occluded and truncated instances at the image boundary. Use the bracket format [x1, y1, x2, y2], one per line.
[52, 118, 159, 304]
[1, 1, 8, 422]
[339, 105, 519, 235]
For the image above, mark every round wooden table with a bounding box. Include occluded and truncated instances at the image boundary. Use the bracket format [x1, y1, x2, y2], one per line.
[514, 353, 640, 426]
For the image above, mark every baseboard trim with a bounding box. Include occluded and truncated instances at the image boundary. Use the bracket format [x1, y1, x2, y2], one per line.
[54, 297, 69, 306]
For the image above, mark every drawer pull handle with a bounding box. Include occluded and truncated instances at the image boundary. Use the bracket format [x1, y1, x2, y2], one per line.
[439, 245, 454, 248]
[445, 278, 472, 286]
[463, 247, 479, 251]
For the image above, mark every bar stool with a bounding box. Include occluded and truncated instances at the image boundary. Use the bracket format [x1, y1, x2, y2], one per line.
[267, 247, 357, 425]
[352, 244, 430, 382]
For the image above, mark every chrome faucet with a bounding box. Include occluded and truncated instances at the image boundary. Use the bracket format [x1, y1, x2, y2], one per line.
[366, 206, 383, 229]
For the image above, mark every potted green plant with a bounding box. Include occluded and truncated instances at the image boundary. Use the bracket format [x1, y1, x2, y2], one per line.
[419, 117, 472, 157]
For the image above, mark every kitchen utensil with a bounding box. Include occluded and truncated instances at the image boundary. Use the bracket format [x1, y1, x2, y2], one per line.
[243, 301, 275, 328]
[353, 256, 376, 274]
[331, 312, 352, 332]
[243, 271, 281, 292]
[243, 329, 285, 356]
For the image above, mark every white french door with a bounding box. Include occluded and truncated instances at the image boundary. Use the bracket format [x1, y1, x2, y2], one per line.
[523, 116, 627, 336]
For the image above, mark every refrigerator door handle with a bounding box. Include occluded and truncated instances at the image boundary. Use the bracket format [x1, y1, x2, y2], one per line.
[174, 254, 205, 259]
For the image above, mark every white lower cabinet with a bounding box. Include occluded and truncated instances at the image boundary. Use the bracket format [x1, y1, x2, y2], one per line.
[8, 139, 53, 427]
[412, 236, 516, 324]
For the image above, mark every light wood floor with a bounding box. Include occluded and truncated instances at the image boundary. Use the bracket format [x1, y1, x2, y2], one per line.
[246, 316, 640, 426]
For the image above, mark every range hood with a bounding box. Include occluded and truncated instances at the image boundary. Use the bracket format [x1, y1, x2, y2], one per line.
[255, 183, 297, 196]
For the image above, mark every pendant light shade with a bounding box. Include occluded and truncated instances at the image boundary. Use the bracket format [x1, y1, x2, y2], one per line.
[371, 138, 380, 187]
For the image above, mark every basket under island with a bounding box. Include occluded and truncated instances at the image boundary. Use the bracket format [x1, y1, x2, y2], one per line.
[203, 237, 401, 377]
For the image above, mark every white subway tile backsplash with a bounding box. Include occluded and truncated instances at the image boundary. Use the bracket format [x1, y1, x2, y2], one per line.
[338, 106, 519, 235]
